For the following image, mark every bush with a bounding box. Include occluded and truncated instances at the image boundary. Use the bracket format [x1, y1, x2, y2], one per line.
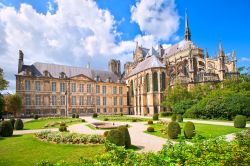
[160, 112, 172, 117]
[167, 121, 181, 139]
[72, 114, 76, 118]
[10, 118, 15, 128]
[177, 114, 183, 122]
[59, 126, 67, 132]
[171, 114, 177, 121]
[81, 119, 86, 122]
[184, 121, 195, 139]
[131, 119, 137, 122]
[106, 129, 125, 146]
[148, 120, 153, 124]
[14, 118, 24, 130]
[0, 121, 13, 137]
[34, 114, 39, 120]
[76, 114, 79, 118]
[92, 113, 98, 118]
[60, 122, 66, 127]
[147, 127, 154, 132]
[153, 113, 159, 120]
[120, 113, 123, 116]
[117, 125, 131, 148]
[104, 118, 109, 121]
[103, 131, 109, 137]
[234, 115, 247, 128]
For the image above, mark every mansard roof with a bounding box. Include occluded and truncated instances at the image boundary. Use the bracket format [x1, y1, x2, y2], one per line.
[17, 62, 123, 83]
[127, 55, 165, 78]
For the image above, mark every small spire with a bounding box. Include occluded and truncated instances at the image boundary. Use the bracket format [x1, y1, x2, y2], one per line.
[205, 48, 209, 58]
[219, 40, 223, 52]
[232, 50, 236, 61]
[214, 52, 217, 59]
[184, 9, 191, 41]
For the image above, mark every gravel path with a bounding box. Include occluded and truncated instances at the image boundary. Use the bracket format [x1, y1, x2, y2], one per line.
[14, 128, 58, 135]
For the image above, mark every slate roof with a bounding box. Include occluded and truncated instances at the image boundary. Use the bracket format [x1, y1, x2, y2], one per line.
[18, 62, 122, 83]
[127, 55, 165, 78]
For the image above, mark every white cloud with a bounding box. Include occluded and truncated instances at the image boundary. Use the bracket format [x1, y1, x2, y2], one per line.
[131, 0, 179, 41]
[240, 57, 250, 62]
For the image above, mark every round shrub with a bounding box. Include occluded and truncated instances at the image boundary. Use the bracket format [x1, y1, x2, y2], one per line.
[184, 121, 195, 139]
[147, 127, 154, 132]
[60, 122, 66, 127]
[0, 121, 13, 137]
[59, 125, 67, 132]
[72, 114, 76, 118]
[103, 131, 109, 137]
[177, 114, 183, 122]
[81, 119, 86, 122]
[117, 125, 131, 148]
[153, 113, 159, 120]
[167, 121, 181, 139]
[106, 129, 125, 146]
[171, 114, 177, 122]
[104, 118, 109, 121]
[234, 115, 247, 128]
[148, 120, 153, 124]
[132, 119, 137, 122]
[10, 118, 15, 128]
[76, 114, 79, 118]
[92, 113, 98, 118]
[120, 113, 123, 116]
[14, 118, 24, 130]
[34, 114, 39, 120]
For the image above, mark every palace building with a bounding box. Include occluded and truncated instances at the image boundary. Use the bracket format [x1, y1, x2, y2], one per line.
[16, 12, 238, 116]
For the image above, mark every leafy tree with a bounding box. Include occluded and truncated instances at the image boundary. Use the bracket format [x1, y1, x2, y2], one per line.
[0, 68, 9, 91]
[0, 94, 4, 117]
[5, 94, 22, 116]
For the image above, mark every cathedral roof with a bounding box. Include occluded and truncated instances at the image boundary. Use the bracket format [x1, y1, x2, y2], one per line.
[146, 47, 159, 57]
[127, 55, 165, 78]
[18, 62, 122, 83]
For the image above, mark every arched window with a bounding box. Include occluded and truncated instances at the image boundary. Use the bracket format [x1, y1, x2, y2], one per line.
[161, 72, 166, 91]
[153, 72, 158, 91]
[146, 73, 150, 92]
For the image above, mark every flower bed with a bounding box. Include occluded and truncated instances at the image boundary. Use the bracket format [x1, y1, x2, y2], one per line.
[34, 131, 105, 144]
[44, 119, 82, 128]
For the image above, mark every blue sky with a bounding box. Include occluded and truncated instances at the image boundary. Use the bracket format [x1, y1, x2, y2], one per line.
[0, 0, 250, 92]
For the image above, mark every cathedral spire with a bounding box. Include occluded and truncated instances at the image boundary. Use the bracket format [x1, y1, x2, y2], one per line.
[184, 9, 191, 41]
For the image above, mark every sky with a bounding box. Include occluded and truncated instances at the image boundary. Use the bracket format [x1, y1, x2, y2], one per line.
[0, 0, 250, 93]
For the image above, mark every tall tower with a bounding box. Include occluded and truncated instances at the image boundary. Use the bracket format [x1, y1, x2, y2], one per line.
[18, 50, 24, 73]
[184, 10, 191, 41]
[108, 59, 121, 77]
[232, 50, 237, 72]
[218, 41, 225, 80]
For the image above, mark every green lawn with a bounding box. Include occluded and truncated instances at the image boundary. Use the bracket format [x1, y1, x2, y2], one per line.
[24, 118, 83, 129]
[95, 115, 151, 122]
[145, 123, 246, 140]
[0, 134, 105, 166]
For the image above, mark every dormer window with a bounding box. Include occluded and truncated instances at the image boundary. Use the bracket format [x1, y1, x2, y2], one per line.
[59, 72, 66, 79]
[106, 77, 112, 82]
[43, 70, 49, 77]
[25, 68, 31, 76]
[95, 75, 100, 82]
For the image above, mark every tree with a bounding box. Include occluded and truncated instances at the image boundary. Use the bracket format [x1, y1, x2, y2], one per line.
[0, 68, 9, 91]
[0, 94, 4, 118]
[5, 94, 22, 116]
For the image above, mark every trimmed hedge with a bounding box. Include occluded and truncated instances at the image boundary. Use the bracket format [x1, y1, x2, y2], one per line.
[184, 121, 195, 139]
[234, 115, 247, 128]
[14, 118, 24, 130]
[147, 127, 154, 132]
[153, 113, 159, 120]
[0, 121, 13, 137]
[177, 114, 183, 122]
[104, 118, 109, 121]
[160, 112, 172, 117]
[106, 129, 125, 146]
[171, 114, 177, 122]
[93, 113, 98, 118]
[72, 114, 76, 118]
[76, 114, 79, 118]
[34, 114, 39, 120]
[118, 125, 131, 148]
[10, 118, 15, 128]
[167, 121, 181, 139]
[148, 120, 153, 124]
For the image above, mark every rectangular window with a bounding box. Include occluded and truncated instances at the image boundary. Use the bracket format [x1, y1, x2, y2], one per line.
[72, 96, 76, 105]
[103, 108, 106, 113]
[96, 85, 100, 93]
[60, 83, 66, 92]
[72, 108, 76, 114]
[119, 87, 123, 95]
[60, 96, 65, 105]
[114, 108, 117, 112]
[119, 97, 123, 105]
[35, 95, 41, 105]
[97, 108, 100, 113]
[52, 95, 56, 106]
[114, 96, 117, 106]
[102, 86, 106, 94]
[52, 82, 56, 92]
[120, 108, 123, 112]
[113, 87, 117, 94]
[25, 80, 30, 91]
[103, 97, 106, 106]
[71, 83, 76, 92]
[87, 84, 91, 93]
[79, 84, 84, 92]
[87, 96, 91, 105]
[25, 95, 31, 105]
[96, 96, 100, 105]
[79, 96, 84, 105]
[35, 81, 41, 91]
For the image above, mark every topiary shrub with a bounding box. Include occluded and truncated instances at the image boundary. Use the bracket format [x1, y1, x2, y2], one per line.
[132, 119, 137, 122]
[0, 121, 13, 137]
[34, 114, 39, 120]
[92, 113, 98, 118]
[59, 122, 67, 132]
[104, 118, 109, 121]
[153, 113, 159, 120]
[171, 114, 177, 122]
[234, 115, 247, 128]
[120, 113, 123, 116]
[10, 118, 15, 128]
[76, 114, 79, 118]
[81, 119, 86, 122]
[184, 121, 195, 139]
[103, 131, 109, 137]
[147, 127, 154, 132]
[167, 121, 181, 139]
[117, 125, 131, 148]
[14, 118, 24, 130]
[148, 120, 153, 124]
[72, 114, 76, 118]
[177, 114, 183, 122]
[106, 129, 125, 146]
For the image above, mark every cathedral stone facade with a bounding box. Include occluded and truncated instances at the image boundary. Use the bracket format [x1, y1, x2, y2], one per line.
[16, 12, 238, 116]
